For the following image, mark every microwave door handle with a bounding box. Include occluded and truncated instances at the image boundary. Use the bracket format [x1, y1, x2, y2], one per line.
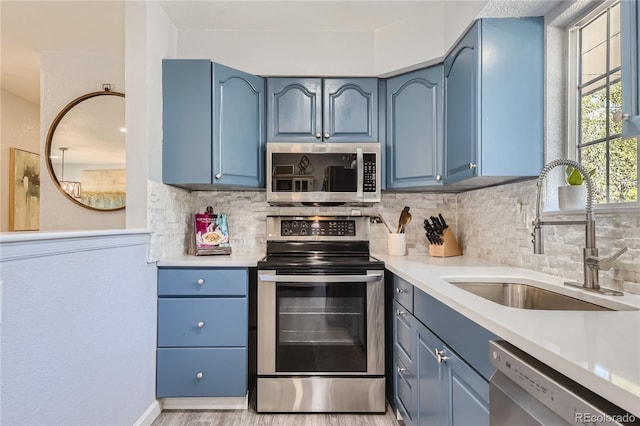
[259, 273, 383, 283]
[356, 147, 364, 199]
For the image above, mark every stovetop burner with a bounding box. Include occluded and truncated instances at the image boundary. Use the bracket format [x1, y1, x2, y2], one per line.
[260, 215, 383, 272]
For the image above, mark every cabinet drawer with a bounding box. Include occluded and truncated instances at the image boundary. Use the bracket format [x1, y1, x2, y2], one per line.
[394, 355, 416, 426]
[393, 275, 413, 311]
[393, 300, 414, 366]
[158, 298, 247, 347]
[156, 347, 247, 397]
[158, 268, 248, 296]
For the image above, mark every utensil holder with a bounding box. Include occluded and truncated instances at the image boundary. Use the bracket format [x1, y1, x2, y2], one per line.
[428, 228, 462, 257]
[388, 233, 406, 256]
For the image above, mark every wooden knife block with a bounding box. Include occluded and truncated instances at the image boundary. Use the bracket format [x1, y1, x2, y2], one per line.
[428, 228, 462, 257]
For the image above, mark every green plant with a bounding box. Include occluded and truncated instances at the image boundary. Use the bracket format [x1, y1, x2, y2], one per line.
[565, 166, 596, 185]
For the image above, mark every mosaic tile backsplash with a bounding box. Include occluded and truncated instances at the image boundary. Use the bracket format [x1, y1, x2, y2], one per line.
[149, 179, 639, 294]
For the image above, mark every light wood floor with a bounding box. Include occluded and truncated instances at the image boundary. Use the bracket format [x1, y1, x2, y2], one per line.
[152, 402, 401, 426]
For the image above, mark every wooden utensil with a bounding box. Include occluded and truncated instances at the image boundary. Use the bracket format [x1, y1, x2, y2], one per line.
[397, 206, 412, 233]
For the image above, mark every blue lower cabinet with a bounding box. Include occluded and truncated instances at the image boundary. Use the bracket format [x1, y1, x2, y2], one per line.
[156, 267, 249, 399]
[447, 350, 490, 426]
[156, 347, 247, 397]
[158, 298, 248, 347]
[394, 355, 417, 426]
[391, 272, 491, 426]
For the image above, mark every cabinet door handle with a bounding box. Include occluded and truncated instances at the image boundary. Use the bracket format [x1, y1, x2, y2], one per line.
[396, 287, 406, 294]
[215, 173, 222, 180]
[196, 372, 204, 379]
[197, 278, 205, 286]
[434, 349, 449, 363]
[397, 366, 407, 374]
[315, 132, 322, 139]
[197, 321, 205, 328]
[435, 174, 442, 182]
[324, 132, 330, 139]
[397, 310, 406, 316]
[468, 163, 477, 169]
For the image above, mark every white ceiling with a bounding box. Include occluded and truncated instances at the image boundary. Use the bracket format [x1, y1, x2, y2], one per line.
[1, 0, 564, 105]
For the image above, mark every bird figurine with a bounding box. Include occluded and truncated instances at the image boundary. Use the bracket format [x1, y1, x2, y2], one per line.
[397, 206, 412, 233]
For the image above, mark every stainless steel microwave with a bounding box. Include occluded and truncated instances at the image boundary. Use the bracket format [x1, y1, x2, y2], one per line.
[266, 142, 381, 205]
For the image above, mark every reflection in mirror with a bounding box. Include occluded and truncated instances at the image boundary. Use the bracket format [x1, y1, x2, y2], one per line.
[45, 90, 125, 211]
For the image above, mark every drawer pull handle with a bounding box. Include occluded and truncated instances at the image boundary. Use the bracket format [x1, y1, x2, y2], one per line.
[396, 287, 406, 294]
[196, 372, 204, 379]
[397, 310, 406, 316]
[397, 366, 407, 374]
[434, 349, 449, 363]
[197, 278, 205, 285]
[197, 321, 205, 328]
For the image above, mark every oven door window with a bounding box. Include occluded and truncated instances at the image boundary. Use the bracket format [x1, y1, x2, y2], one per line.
[276, 282, 367, 372]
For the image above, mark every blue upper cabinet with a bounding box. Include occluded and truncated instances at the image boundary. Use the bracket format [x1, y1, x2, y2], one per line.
[323, 78, 378, 142]
[267, 78, 322, 142]
[444, 23, 479, 185]
[386, 66, 444, 189]
[163, 60, 212, 185]
[621, 0, 640, 137]
[213, 63, 265, 187]
[267, 77, 378, 142]
[162, 60, 265, 188]
[444, 18, 544, 187]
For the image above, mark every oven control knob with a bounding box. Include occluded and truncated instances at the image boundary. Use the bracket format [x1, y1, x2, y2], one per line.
[300, 229, 307, 236]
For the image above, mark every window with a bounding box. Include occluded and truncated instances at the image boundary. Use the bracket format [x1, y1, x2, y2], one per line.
[571, 1, 638, 204]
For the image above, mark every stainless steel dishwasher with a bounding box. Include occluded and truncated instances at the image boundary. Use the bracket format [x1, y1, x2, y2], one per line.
[489, 341, 639, 426]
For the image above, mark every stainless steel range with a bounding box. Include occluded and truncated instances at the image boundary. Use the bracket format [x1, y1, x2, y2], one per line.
[256, 215, 385, 413]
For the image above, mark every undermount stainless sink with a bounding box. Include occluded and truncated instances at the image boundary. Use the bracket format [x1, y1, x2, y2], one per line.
[449, 282, 637, 311]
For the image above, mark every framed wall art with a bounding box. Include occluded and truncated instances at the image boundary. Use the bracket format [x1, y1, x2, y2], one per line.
[9, 148, 40, 231]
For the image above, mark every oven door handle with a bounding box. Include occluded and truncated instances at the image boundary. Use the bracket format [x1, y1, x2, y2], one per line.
[259, 273, 383, 283]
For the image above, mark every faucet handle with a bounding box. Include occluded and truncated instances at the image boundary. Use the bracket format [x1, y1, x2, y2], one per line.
[586, 247, 628, 271]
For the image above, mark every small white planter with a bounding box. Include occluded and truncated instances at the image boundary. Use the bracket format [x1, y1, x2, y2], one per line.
[558, 185, 586, 210]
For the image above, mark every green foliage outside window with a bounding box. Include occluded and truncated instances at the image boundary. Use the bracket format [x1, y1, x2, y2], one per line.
[579, 72, 638, 203]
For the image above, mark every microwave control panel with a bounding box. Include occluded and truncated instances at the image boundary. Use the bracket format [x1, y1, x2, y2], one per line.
[281, 220, 356, 237]
[363, 154, 376, 192]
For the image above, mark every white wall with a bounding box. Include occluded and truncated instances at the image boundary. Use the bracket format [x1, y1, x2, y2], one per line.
[175, 1, 488, 77]
[1, 91, 40, 232]
[125, 0, 178, 230]
[40, 52, 125, 231]
[0, 231, 157, 425]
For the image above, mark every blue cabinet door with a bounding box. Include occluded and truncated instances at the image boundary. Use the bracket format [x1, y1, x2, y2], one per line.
[213, 63, 265, 187]
[622, 0, 640, 137]
[162, 59, 212, 185]
[162, 60, 264, 188]
[446, 347, 490, 426]
[444, 21, 480, 185]
[323, 78, 378, 142]
[443, 18, 543, 186]
[267, 78, 322, 142]
[267, 77, 378, 142]
[416, 323, 445, 426]
[386, 66, 444, 188]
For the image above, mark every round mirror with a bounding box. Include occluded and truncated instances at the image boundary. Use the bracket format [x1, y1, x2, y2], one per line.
[45, 90, 125, 211]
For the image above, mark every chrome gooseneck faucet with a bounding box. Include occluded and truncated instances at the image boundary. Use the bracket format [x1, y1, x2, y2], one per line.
[532, 159, 627, 296]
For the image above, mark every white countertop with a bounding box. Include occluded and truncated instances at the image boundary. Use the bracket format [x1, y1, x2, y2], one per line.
[157, 253, 264, 268]
[375, 253, 640, 417]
